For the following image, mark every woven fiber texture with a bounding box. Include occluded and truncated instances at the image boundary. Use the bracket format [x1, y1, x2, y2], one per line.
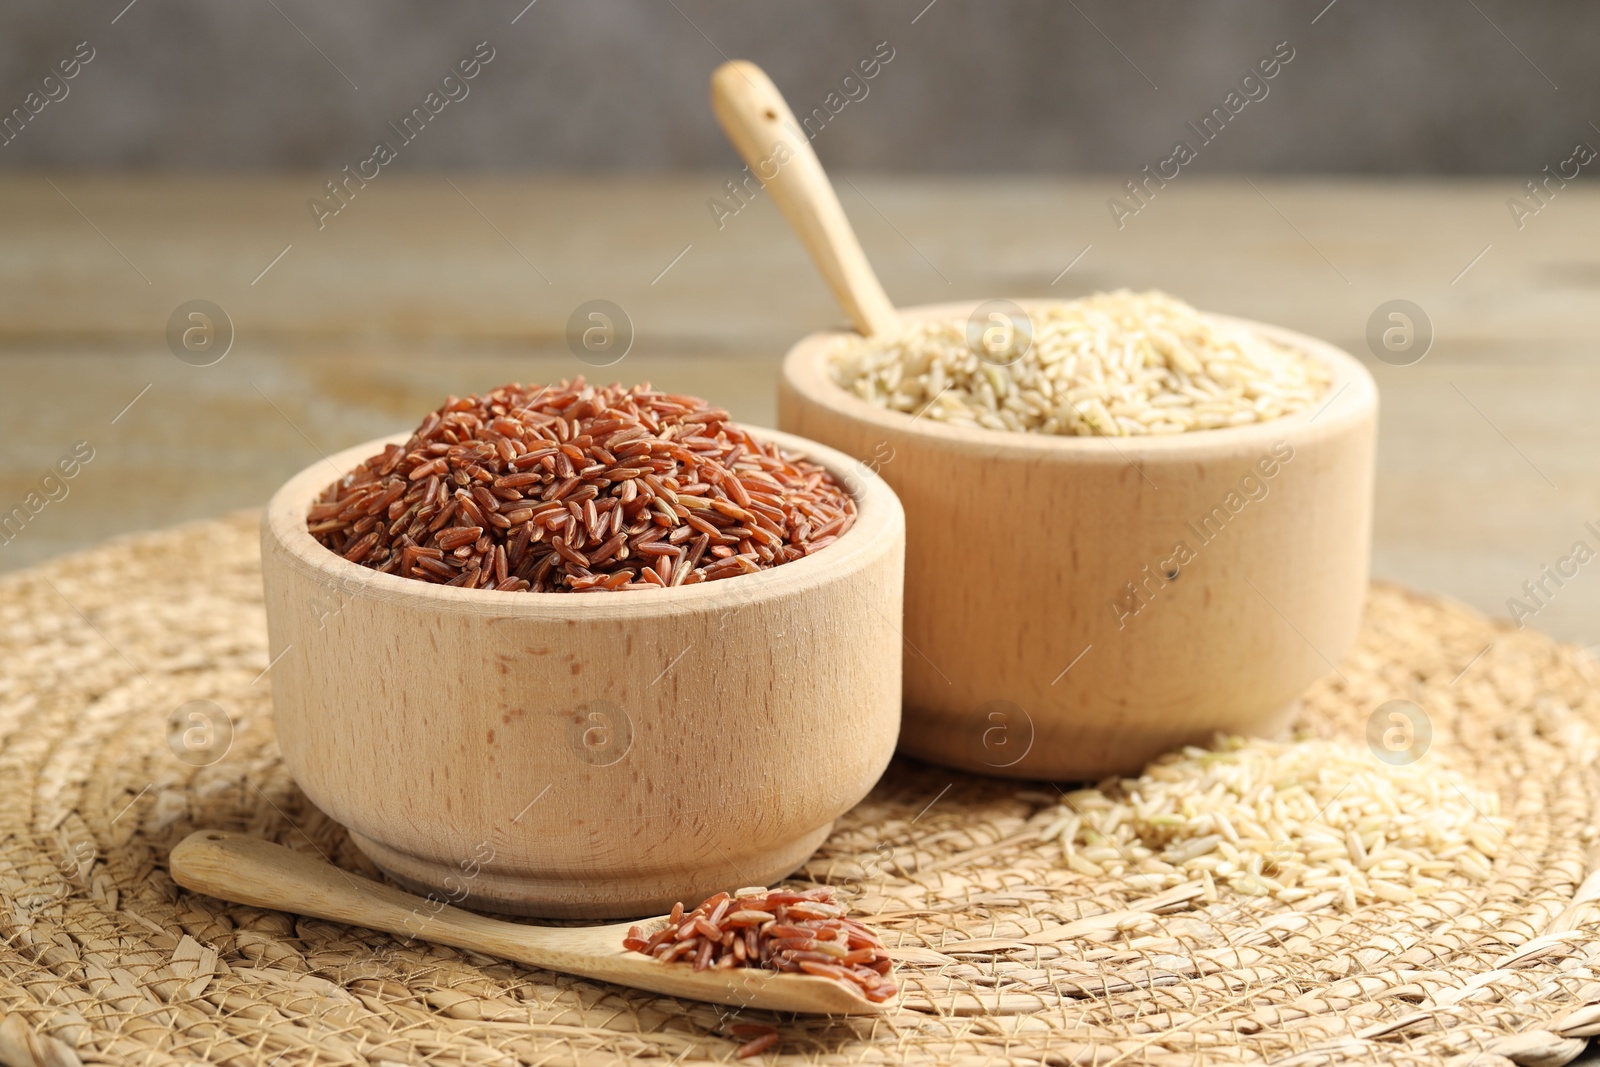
[3, 512, 1600, 1066]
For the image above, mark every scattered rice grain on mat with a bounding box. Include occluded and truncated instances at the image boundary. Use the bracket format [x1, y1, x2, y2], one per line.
[1042, 735, 1510, 909]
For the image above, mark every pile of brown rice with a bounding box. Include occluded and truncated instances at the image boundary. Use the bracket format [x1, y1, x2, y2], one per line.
[1043, 735, 1510, 910]
[308, 380, 856, 592]
[831, 289, 1332, 435]
[624, 885, 896, 1004]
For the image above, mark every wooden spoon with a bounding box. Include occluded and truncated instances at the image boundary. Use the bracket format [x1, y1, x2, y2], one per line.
[710, 60, 899, 338]
[170, 830, 888, 1015]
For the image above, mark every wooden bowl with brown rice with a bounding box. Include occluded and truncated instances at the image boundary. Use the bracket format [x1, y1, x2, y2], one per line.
[260, 426, 905, 919]
[779, 296, 1377, 780]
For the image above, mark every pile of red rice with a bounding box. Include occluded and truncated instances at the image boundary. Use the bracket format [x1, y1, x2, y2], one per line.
[624, 886, 896, 1003]
[308, 380, 857, 592]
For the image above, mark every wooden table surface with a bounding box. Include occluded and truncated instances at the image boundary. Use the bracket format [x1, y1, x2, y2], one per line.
[3, 173, 1598, 645]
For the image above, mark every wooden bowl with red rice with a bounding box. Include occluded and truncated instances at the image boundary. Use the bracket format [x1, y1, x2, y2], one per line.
[260, 409, 904, 919]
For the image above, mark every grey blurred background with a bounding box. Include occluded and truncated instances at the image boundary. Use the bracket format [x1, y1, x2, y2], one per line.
[0, 0, 1589, 174]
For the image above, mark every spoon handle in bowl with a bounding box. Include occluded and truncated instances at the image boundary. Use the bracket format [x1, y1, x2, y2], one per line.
[710, 59, 898, 338]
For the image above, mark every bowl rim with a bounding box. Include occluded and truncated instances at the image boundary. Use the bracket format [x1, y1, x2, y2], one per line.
[264, 422, 904, 617]
[781, 300, 1378, 459]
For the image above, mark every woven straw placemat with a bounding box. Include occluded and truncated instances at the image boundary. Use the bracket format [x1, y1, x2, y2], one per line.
[3, 513, 1600, 1067]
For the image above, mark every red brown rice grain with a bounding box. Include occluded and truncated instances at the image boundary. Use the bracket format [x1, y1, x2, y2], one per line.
[623, 886, 896, 1003]
[308, 379, 856, 592]
[734, 1028, 778, 1059]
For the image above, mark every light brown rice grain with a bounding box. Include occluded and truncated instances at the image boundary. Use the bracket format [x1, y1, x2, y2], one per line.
[832, 290, 1331, 436]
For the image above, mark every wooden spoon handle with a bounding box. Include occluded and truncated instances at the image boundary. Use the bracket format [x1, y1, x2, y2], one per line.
[711, 60, 898, 338]
[168, 830, 563, 963]
[171, 830, 889, 1014]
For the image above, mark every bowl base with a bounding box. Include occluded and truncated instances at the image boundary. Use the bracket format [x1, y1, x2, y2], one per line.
[348, 822, 836, 920]
[897, 700, 1300, 781]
